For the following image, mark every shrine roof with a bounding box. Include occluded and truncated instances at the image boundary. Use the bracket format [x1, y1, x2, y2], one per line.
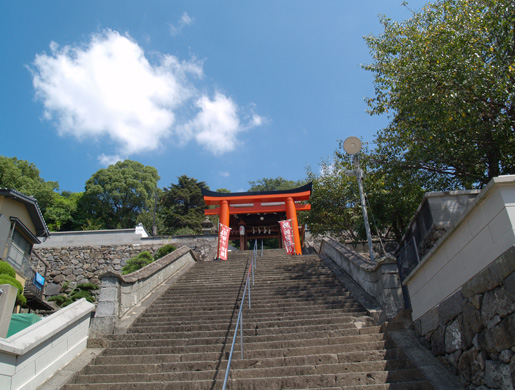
[202, 182, 312, 205]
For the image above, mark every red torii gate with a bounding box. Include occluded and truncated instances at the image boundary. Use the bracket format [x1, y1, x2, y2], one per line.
[202, 183, 312, 255]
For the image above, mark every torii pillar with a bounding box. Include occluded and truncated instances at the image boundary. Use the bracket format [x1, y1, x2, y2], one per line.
[219, 200, 230, 228]
[285, 197, 302, 255]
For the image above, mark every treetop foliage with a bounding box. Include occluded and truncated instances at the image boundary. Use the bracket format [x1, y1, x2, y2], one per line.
[159, 175, 209, 235]
[363, 0, 514, 189]
[82, 160, 160, 229]
[0, 156, 58, 214]
[248, 177, 306, 192]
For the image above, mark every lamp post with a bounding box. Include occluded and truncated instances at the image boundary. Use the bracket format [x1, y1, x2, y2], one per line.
[343, 137, 376, 262]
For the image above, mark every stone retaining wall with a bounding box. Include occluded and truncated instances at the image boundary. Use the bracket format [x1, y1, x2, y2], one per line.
[414, 246, 515, 390]
[33, 236, 217, 296]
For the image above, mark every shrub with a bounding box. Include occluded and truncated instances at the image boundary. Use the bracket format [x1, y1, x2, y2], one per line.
[47, 295, 68, 305]
[70, 290, 95, 303]
[154, 244, 177, 260]
[76, 282, 100, 291]
[0, 275, 27, 306]
[174, 227, 198, 236]
[121, 251, 154, 275]
[0, 261, 16, 278]
[47, 282, 98, 308]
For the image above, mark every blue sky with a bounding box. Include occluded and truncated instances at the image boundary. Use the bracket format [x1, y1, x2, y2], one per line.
[1, 0, 428, 193]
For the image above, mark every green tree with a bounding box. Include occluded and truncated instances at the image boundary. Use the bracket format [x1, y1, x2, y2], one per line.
[0, 156, 59, 216]
[248, 177, 306, 192]
[305, 142, 425, 242]
[44, 191, 83, 231]
[159, 175, 209, 234]
[81, 160, 160, 229]
[363, 0, 514, 189]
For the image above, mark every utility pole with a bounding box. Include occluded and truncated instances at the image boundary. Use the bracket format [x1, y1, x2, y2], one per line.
[343, 137, 376, 262]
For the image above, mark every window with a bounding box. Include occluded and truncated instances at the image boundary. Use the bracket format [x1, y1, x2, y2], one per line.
[7, 229, 32, 274]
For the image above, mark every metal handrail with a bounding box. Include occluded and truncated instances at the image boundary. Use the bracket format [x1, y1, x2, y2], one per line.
[222, 240, 260, 389]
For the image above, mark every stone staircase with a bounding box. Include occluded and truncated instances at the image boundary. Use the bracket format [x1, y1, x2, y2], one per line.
[64, 249, 435, 389]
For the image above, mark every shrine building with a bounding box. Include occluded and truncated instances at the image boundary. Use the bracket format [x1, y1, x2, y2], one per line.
[202, 183, 312, 255]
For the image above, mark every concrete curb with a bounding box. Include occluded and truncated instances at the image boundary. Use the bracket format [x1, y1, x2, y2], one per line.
[387, 329, 464, 390]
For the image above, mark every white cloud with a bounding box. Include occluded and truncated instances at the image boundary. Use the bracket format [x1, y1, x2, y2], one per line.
[30, 29, 264, 160]
[169, 12, 193, 36]
[98, 153, 124, 166]
[178, 92, 266, 156]
[31, 30, 199, 156]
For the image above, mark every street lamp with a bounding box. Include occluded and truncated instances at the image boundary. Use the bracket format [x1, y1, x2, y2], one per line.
[343, 137, 375, 262]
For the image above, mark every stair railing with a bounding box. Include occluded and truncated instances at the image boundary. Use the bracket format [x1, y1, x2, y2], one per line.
[222, 239, 260, 389]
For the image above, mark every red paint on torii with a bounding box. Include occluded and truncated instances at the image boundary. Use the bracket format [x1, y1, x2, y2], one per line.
[202, 183, 312, 255]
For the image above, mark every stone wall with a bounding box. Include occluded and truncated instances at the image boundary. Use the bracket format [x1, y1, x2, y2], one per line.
[90, 246, 197, 337]
[319, 237, 405, 321]
[414, 247, 515, 390]
[33, 236, 217, 296]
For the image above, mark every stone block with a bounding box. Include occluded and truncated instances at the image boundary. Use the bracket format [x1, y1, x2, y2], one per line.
[478, 313, 515, 356]
[95, 301, 117, 317]
[445, 317, 463, 354]
[98, 285, 119, 302]
[439, 290, 466, 325]
[430, 325, 445, 356]
[484, 360, 514, 390]
[53, 275, 65, 283]
[461, 246, 514, 298]
[481, 285, 514, 323]
[461, 301, 482, 350]
[417, 306, 439, 336]
[458, 348, 480, 387]
[503, 271, 514, 298]
[499, 349, 513, 364]
[90, 315, 116, 336]
[470, 294, 483, 310]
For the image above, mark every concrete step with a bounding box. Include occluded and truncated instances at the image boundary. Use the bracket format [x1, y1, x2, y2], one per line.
[65, 369, 432, 389]
[64, 381, 434, 390]
[110, 324, 382, 342]
[136, 306, 368, 323]
[75, 361, 421, 383]
[145, 297, 361, 312]
[88, 349, 410, 373]
[127, 317, 376, 335]
[92, 346, 408, 366]
[105, 331, 387, 350]
[102, 338, 396, 358]
[63, 252, 437, 390]
[130, 312, 371, 330]
[84, 357, 414, 376]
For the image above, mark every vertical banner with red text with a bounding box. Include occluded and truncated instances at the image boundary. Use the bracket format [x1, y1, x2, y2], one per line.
[279, 219, 295, 255]
[218, 223, 231, 260]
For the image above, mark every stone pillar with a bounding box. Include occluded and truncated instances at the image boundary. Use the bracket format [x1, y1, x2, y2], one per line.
[285, 197, 302, 255]
[0, 284, 17, 338]
[89, 273, 120, 337]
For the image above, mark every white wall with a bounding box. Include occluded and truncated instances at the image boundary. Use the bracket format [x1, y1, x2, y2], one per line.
[404, 175, 515, 321]
[0, 299, 94, 390]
